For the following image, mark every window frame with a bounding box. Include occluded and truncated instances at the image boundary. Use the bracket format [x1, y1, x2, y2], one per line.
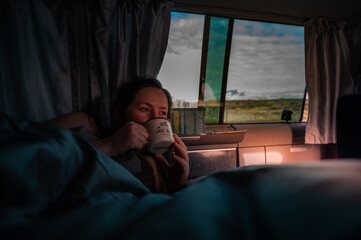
[168, 6, 307, 125]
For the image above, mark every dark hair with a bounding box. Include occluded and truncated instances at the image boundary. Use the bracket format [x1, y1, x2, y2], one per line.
[111, 77, 173, 129]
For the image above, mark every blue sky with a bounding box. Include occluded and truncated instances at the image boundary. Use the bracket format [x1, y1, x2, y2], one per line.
[171, 12, 189, 19]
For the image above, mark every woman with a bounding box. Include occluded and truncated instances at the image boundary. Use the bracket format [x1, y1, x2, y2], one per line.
[47, 78, 189, 194]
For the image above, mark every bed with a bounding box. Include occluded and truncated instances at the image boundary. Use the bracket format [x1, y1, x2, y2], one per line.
[1, 113, 361, 239]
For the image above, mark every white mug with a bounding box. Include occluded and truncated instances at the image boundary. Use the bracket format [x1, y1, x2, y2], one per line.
[143, 117, 175, 154]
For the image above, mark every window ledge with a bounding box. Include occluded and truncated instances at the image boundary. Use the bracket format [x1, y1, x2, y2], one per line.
[181, 129, 247, 146]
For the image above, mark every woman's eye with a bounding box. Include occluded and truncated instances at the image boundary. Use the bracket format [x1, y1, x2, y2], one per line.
[160, 111, 167, 116]
[140, 107, 149, 112]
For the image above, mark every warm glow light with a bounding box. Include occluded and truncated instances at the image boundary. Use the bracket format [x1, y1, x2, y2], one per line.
[242, 152, 266, 165]
[266, 151, 284, 164]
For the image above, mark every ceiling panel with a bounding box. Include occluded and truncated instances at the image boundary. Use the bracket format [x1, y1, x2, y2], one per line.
[172, 0, 361, 22]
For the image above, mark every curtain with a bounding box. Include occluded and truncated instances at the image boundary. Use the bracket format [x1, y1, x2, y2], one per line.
[0, 0, 72, 122]
[304, 18, 361, 144]
[92, 0, 173, 128]
[0, 0, 172, 128]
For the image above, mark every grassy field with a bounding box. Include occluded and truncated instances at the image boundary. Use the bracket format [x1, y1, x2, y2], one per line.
[205, 98, 305, 123]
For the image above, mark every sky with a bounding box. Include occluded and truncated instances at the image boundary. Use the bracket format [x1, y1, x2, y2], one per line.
[157, 12, 305, 104]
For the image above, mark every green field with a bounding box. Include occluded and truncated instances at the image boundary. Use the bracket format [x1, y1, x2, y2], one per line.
[205, 98, 305, 123]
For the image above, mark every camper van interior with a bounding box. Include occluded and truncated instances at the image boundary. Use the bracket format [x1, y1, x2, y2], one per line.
[1, 0, 361, 239]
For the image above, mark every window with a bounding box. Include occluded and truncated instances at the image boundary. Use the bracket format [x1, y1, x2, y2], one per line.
[158, 12, 204, 108]
[225, 19, 305, 123]
[158, 11, 306, 124]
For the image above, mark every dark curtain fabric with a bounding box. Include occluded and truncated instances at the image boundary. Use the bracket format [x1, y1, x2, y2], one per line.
[0, 0, 72, 122]
[0, 0, 172, 128]
[93, 0, 173, 128]
[304, 18, 361, 144]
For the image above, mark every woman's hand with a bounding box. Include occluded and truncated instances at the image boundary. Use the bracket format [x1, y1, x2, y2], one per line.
[160, 134, 189, 190]
[92, 121, 149, 157]
[137, 134, 189, 194]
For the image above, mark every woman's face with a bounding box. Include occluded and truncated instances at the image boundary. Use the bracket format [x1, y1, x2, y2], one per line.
[123, 87, 169, 124]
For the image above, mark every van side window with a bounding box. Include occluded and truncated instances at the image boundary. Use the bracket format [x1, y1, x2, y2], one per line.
[158, 11, 307, 124]
[158, 12, 204, 109]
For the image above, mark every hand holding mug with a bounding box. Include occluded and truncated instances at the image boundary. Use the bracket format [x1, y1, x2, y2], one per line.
[143, 117, 174, 154]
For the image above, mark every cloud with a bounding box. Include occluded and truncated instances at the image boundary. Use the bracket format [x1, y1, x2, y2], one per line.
[226, 89, 304, 100]
[233, 20, 303, 39]
[226, 19, 305, 99]
[161, 13, 306, 102]
[166, 14, 204, 54]
[227, 89, 239, 96]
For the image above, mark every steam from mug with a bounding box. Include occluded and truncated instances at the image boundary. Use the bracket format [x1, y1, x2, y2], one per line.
[143, 117, 175, 154]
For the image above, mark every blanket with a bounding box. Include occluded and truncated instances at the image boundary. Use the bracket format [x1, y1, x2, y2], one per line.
[1, 113, 361, 239]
